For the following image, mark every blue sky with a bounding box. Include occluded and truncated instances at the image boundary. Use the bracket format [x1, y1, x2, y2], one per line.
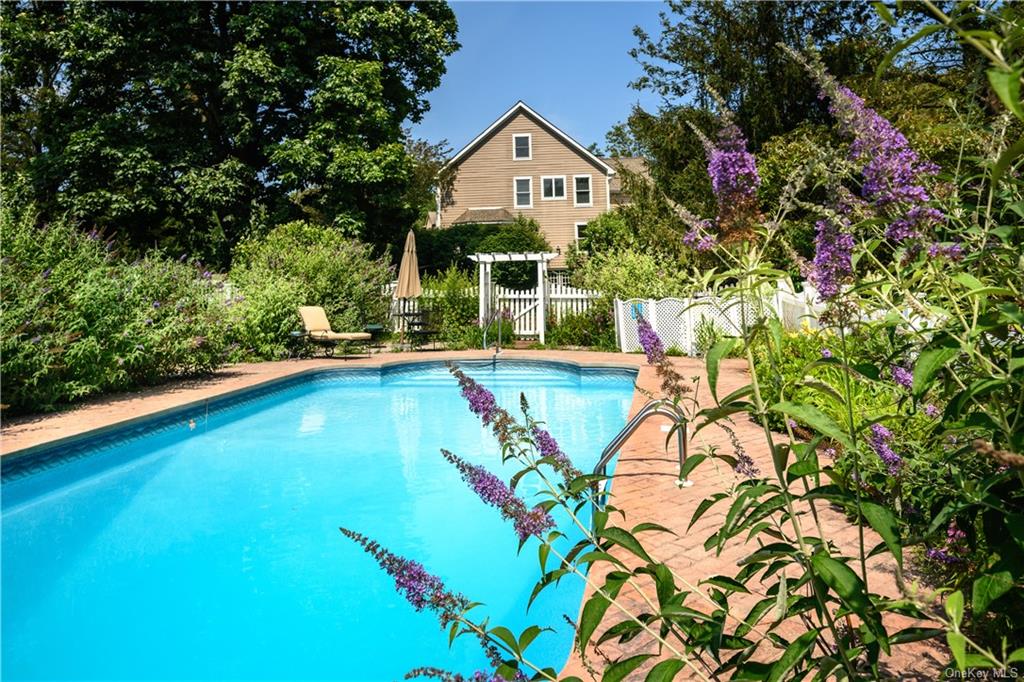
[412, 1, 667, 155]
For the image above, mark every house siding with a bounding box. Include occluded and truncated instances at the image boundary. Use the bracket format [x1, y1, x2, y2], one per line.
[440, 111, 611, 267]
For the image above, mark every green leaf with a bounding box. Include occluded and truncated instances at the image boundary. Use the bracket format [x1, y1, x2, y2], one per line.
[952, 273, 985, 291]
[489, 626, 520, 656]
[947, 630, 967, 671]
[679, 453, 707, 480]
[992, 133, 1024, 186]
[703, 575, 751, 594]
[599, 527, 654, 563]
[972, 571, 1014, 614]
[890, 627, 944, 644]
[875, 24, 943, 81]
[912, 346, 959, 397]
[602, 654, 654, 682]
[518, 625, 543, 653]
[578, 595, 612, 658]
[945, 590, 965, 628]
[812, 554, 870, 613]
[861, 501, 902, 567]
[775, 573, 788, 621]
[987, 68, 1024, 121]
[872, 1, 895, 26]
[632, 522, 676, 536]
[644, 659, 686, 682]
[765, 629, 818, 682]
[771, 401, 852, 449]
[707, 338, 738, 403]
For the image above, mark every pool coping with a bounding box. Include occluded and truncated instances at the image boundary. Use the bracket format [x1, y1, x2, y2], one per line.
[0, 351, 643, 462]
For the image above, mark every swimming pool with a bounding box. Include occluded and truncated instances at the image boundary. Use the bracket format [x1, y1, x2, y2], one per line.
[1, 361, 636, 681]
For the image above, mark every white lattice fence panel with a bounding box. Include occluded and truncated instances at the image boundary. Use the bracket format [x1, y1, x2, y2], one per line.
[651, 298, 690, 352]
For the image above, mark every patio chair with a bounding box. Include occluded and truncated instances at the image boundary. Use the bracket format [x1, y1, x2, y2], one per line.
[401, 306, 439, 350]
[297, 306, 372, 358]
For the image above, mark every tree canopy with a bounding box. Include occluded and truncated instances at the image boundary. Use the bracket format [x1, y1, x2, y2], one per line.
[1, 1, 459, 266]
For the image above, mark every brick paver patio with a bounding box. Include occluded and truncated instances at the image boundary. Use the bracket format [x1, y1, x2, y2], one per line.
[0, 350, 946, 679]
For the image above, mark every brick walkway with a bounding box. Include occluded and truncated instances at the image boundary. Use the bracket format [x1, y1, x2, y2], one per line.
[0, 351, 945, 679]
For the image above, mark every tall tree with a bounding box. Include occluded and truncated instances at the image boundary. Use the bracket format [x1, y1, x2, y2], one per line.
[1, 1, 459, 266]
[631, 1, 885, 150]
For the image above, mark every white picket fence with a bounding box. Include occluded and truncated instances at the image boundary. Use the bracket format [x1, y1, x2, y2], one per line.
[615, 281, 825, 355]
[387, 280, 600, 337]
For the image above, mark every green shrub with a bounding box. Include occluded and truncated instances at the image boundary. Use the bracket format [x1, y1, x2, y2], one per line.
[413, 216, 551, 289]
[421, 266, 478, 347]
[459, 316, 514, 350]
[564, 210, 635, 271]
[1, 212, 228, 412]
[229, 220, 393, 358]
[546, 306, 617, 350]
[570, 249, 688, 300]
[225, 273, 306, 361]
[474, 217, 552, 289]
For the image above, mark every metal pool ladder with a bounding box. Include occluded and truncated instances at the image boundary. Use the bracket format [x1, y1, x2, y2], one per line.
[592, 399, 692, 504]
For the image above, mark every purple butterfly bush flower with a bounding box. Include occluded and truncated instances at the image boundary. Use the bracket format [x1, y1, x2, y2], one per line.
[890, 365, 913, 390]
[924, 403, 940, 418]
[868, 423, 902, 475]
[707, 123, 761, 202]
[530, 425, 580, 483]
[809, 217, 855, 300]
[441, 450, 555, 542]
[459, 379, 498, 425]
[821, 348, 833, 359]
[682, 228, 717, 252]
[449, 365, 582, 488]
[407, 667, 527, 682]
[927, 242, 964, 261]
[819, 81, 943, 242]
[636, 316, 665, 365]
[926, 520, 968, 564]
[339, 528, 469, 623]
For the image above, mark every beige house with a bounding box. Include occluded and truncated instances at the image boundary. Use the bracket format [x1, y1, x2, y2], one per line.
[434, 101, 627, 267]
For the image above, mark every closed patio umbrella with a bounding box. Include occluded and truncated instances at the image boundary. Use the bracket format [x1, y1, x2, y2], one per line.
[395, 230, 422, 300]
[394, 230, 421, 343]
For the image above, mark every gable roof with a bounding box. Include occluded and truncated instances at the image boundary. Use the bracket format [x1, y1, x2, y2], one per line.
[446, 101, 615, 175]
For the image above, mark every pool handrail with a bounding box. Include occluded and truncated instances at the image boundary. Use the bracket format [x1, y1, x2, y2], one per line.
[592, 399, 690, 506]
[481, 307, 504, 354]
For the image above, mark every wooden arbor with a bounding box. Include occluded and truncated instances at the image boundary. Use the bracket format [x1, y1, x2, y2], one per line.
[468, 252, 559, 344]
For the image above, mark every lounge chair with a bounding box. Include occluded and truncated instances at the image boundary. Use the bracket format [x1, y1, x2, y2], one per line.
[297, 306, 372, 358]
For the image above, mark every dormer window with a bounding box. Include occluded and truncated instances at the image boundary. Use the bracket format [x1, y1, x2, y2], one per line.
[513, 134, 531, 160]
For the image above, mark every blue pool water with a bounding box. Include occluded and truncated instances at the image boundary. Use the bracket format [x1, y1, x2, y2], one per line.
[1, 361, 635, 681]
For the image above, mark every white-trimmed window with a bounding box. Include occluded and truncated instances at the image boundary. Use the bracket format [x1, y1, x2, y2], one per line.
[513, 177, 533, 208]
[573, 174, 592, 207]
[575, 222, 589, 246]
[541, 176, 566, 200]
[513, 134, 531, 160]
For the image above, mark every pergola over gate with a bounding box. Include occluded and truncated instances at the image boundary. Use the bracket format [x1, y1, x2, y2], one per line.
[468, 252, 559, 344]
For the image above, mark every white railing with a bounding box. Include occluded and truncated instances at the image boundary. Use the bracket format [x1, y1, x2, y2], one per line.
[386, 280, 600, 337]
[615, 281, 825, 355]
